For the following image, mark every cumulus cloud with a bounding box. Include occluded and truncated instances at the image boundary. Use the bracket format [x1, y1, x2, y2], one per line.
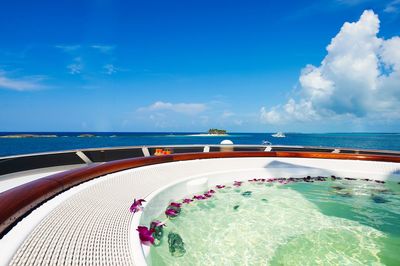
[261, 10, 400, 126]
[138, 101, 207, 115]
[0, 71, 45, 91]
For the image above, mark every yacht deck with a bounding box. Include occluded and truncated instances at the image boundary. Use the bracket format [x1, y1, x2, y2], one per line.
[1, 146, 400, 265]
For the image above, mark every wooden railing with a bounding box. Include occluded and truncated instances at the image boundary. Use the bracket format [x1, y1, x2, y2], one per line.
[1, 151, 400, 237]
[2, 144, 400, 176]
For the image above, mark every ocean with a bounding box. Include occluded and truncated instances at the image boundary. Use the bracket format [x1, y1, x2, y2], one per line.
[0, 132, 399, 157]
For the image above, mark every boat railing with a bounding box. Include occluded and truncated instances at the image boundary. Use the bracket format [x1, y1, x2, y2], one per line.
[1, 144, 400, 177]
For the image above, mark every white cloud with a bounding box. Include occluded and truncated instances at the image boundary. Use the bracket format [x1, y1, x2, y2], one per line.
[221, 111, 234, 118]
[103, 64, 117, 75]
[0, 71, 45, 91]
[138, 101, 207, 115]
[56, 44, 115, 53]
[384, 0, 400, 13]
[55, 45, 81, 52]
[67, 57, 83, 74]
[261, 10, 400, 126]
[67, 64, 82, 74]
[335, 0, 373, 6]
[91, 45, 115, 53]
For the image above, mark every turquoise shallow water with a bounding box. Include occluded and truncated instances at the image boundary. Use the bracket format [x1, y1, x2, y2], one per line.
[148, 178, 400, 265]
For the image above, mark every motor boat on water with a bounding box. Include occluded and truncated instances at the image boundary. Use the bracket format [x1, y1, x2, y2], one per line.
[272, 132, 286, 138]
[262, 140, 272, 145]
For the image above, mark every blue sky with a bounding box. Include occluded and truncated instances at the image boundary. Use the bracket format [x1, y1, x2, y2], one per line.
[0, 0, 399, 132]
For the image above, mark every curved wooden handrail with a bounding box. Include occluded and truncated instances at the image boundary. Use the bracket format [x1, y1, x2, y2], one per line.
[1, 151, 400, 236]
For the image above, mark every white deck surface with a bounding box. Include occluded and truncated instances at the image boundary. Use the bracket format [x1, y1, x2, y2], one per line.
[0, 165, 84, 193]
[1, 157, 399, 265]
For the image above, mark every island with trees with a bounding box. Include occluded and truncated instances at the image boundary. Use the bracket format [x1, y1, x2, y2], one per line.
[208, 129, 227, 135]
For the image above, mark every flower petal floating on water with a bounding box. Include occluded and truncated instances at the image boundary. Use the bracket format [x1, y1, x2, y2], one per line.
[204, 192, 212, 198]
[169, 202, 182, 208]
[150, 220, 166, 228]
[165, 208, 179, 218]
[182, 198, 193, 204]
[233, 181, 243, 187]
[216, 185, 225, 189]
[137, 226, 155, 246]
[130, 198, 146, 213]
[208, 189, 216, 194]
[193, 195, 206, 200]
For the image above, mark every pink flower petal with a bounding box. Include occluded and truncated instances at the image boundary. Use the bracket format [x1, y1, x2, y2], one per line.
[137, 226, 154, 246]
[233, 181, 243, 187]
[130, 198, 146, 213]
[193, 195, 206, 200]
[150, 220, 166, 228]
[182, 198, 193, 204]
[204, 192, 212, 198]
[169, 202, 182, 208]
[165, 208, 179, 217]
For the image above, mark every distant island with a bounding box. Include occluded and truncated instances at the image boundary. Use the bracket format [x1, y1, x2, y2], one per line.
[77, 134, 96, 138]
[208, 129, 227, 135]
[0, 134, 57, 138]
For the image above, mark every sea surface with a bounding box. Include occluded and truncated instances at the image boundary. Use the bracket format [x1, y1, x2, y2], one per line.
[0, 132, 399, 157]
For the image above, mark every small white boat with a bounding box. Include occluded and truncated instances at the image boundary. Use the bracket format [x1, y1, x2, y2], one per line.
[272, 132, 286, 138]
[262, 140, 272, 145]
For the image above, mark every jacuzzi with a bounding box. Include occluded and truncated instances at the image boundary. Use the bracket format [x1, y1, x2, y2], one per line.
[130, 157, 400, 265]
[1, 149, 400, 265]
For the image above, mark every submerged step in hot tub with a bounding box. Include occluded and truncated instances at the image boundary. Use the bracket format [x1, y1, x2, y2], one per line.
[133, 176, 400, 265]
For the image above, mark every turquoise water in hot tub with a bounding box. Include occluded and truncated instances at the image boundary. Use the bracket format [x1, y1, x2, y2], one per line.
[148, 178, 400, 265]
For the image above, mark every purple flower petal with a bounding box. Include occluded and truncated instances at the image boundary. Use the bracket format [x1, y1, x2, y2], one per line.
[137, 226, 154, 246]
[165, 208, 179, 217]
[169, 202, 182, 208]
[193, 195, 206, 200]
[216, 185, 225, 189]
[150, 220, 166, 228]
[130, 198, 146, 213]
[182, 198, 193, 204]
[233, 181, 243, 187]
